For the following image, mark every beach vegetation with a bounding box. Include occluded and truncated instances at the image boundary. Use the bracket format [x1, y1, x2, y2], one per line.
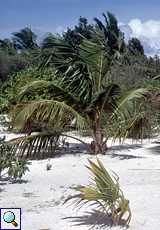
[46, 158, 52, 170]
[0, 65, 55, 113]
[64, 156, 131, 227]
[0, 136, 31, 179]
[46, 163, 52, 171]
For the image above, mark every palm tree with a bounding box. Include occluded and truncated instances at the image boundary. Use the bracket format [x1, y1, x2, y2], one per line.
[12, 27, 38, 50]
[93, 12, 125, 54]
[10, 30, 150, 156]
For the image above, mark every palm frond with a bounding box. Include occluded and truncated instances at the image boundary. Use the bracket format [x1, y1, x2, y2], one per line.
[42, 33, 75, 56]
[10, 133, 60, 158]
[119, 113, 151, 141]
[11, 99, 88, 132]
[10, 131, 95, 158]
[86, 84, 121, 113]
[103, 105, 150, 143]
[104, 88, 148, 125]
[16, 79, 80, 106]
[78, 32, 112, 87]
[37, 33, 77, 70]
[57, 64, 93, 104]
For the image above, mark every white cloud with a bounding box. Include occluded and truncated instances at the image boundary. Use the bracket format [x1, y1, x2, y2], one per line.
[119, 19, 160, 56]
[118, 23, 132, 43]
[33, 29, 47, 46]
[56, 26, 63, 34]
[56, 26, 67, 36]
[55, 26, 63, 35]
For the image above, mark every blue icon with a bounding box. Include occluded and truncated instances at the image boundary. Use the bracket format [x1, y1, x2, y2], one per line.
[0, 208, 21, 229]
[3, 211, 18, 227]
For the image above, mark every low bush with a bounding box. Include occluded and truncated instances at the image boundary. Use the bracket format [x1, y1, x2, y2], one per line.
[0, 136, 31, 179]
[0, 65, 56, 114]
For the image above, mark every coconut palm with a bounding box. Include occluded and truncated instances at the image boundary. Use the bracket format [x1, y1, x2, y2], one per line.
[12, 27, 38, 50]
[93, 12, 124, 54]
[10, 30, 150, 156]
[64, 156, 131, 226]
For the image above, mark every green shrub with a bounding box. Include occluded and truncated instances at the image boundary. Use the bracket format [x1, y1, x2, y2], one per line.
[0, 136, 31, 179]
[0, 65, 56, 114]
[0, 50, 28, 82]
[46, 163, 52, 171]
[8, 53, 28, 75]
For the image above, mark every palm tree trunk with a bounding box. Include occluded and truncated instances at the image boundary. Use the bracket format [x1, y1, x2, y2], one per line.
[90, 112, 107, 154]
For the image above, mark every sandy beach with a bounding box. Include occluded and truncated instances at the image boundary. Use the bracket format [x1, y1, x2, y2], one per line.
[0, 127, 160, 230]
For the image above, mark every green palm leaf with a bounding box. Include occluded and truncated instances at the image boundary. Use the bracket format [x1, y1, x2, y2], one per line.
[103, 88, 149, 134]
[17, 79, 80, 106]
[11, 99, 87, 131]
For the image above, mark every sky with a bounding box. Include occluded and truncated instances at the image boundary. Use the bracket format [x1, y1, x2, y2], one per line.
[1, 0, 160, 56]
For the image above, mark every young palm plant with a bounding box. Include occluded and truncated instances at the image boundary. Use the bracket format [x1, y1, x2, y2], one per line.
[10, 30, 150, 157]
[64, 156, 131, 227]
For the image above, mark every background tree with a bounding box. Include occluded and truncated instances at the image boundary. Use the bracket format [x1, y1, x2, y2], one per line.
[127, 37, 144, 55]
[0, 39, 16, 55]
[62, 16, 94, 47]
[12, 27, 38, 51]
[0, 49, 29, 83]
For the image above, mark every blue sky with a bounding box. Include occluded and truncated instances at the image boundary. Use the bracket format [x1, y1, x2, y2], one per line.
[1, 0, 160, 56]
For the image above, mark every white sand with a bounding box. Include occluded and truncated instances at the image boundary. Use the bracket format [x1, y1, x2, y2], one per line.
[0, 128, 160, 230]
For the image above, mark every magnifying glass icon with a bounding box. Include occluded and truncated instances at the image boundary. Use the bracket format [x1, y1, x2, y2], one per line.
[3, 211, 18, 227]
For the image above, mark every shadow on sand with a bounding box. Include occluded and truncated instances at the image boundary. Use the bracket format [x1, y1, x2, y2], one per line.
[147, 144, 160, 155]
[28, 141, 149, 160]
[0, 177, 29, 186]
[62, 209, 128, 229]
[107, 144, 146, 160]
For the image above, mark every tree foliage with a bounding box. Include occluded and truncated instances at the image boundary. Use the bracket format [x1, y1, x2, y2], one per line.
[12, 27, 38, 50]
[93, 12, 124, 54]
[105, 51, 160, 91]
[0, 38, 16, 55]
[0, 50, 28, 82]
[62, 16, 94, 47]
[0, 65, 55, 113]
[127, 37, 144, 55]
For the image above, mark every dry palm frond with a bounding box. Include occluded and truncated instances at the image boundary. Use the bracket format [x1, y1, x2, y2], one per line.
[9, 133, 60, 159]
[150, 90, 160, 103]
